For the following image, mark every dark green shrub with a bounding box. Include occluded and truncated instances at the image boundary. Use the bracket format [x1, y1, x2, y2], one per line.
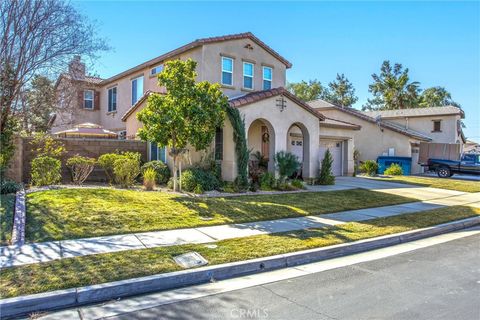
[181, 168, 219, 192]
[31, 156, 61, 186]
[318, 149, 335, 185]
[274, 151, 300, 182]
[141, 160, 170, 184]
[360, 160, 378, 176]
[259, 172, 276, 191]
[113, 157, 140, 188]
[0, 179, 21, 194]
[66, 155, 96, 185]
[384, 163, 403, 176]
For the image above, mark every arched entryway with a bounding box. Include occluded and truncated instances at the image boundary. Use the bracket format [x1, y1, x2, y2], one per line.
[247, 119, 275, 172]
[286, 123, 310, 178]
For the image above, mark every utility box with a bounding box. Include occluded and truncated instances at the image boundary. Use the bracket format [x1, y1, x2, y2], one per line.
[418, 143, 460, 164]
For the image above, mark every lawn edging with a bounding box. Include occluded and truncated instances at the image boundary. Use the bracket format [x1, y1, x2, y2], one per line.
[11, 190, 26, 246]
[1, 215, 479, 319]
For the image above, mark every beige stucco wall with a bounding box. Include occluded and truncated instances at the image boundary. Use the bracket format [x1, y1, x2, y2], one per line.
[387, 115, 462, 144]
[200, 39, 287, 97]
[241, 96, 321, 179]
[318, 109, 420, 162]
[319, 126, 355, 175]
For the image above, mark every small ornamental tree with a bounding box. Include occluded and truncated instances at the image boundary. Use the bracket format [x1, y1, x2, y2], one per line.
[137, 59, 226, 191]
[318, 149, 335, 185]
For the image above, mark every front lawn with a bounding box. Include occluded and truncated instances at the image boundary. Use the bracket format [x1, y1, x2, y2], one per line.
[26, 188, 416, 242]
[0, 194, 15, 246]
[372, 175, 480, 193]
[2, 205, 478, 298]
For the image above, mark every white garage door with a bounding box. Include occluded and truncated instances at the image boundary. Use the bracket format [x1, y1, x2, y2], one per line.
[319, 140, 342, 176]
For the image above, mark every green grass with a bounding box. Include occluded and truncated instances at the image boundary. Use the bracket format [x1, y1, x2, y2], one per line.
[372, 175, 480, 193]
[0, 194, 15, 246]
[25, 188, 416, 242]
[2, 205, 478, 299]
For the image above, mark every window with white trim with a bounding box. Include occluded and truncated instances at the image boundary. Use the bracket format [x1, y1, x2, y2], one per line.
[108, 87, 117, 112]
[263, 66, 272, 90]
[243, 62, 254, 90]
[221, 57, 233, 86]
[149, 142, 167, 163]
[151, 64, 164, 76]
[83, 90, 94, 109]
[131, 75, 144, 105]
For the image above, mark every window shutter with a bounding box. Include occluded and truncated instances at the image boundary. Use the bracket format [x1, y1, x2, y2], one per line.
[78, 90, 84, 109]
[94, 91, 100, 110]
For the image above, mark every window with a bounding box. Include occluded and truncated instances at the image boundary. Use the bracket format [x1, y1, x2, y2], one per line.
[433, 120, 442, 132]
[263, 66, 272, 90]
[149, 142, 167, 163]
[243, 62, 254, 90]
[108, 87, 117, 112]
[131, 75, 144, 105]
[151, 64, 164, 76]
[215, 127, 223, 161]
[83, 90, 94, 109]
[221, 57, 233, 86]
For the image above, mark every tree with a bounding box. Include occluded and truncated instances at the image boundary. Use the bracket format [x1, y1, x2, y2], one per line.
[419, 86, 460, 108]
[0, 0, 108, 169]
[20, 75, 56, 133]
[362, 61, 420, 111]
[286, 79, 328, 102]
[137, 59, 227, 191]
[327, 73, 358, 107]
[318, 149, 335, 185]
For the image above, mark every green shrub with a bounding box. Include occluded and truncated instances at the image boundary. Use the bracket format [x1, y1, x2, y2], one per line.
[167, 177, 175, 190]
[141, 160, 170, 184]
[99, 152, 142, 184]
[259, 172, 276, 191]
[318, 149, 335, 185]
[193, 184, 204, 194]
[290, 179, 304, 189]
[30, 133, 66, 159]
[31, 156, 61, 186]
[66, 155, 96, 185]
[274, 151, 300, 182]
[181, 168, 219, 192]
[384, 163, 403, 176]
[0, 179, 21, 194]
[143, 167, 157, 191]
[113, 157, 140, 188]
[360, 160, 378, 176]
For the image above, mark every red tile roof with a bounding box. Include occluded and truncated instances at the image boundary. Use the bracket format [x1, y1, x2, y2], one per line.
[103, 32, 292, 85]
[229, 87, 325, 120]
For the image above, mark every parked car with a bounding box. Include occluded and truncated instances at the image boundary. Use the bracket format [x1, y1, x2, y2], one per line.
[426, 154, 480, 178]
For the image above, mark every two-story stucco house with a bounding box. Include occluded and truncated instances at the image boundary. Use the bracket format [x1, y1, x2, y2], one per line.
[52, 32, 357, 182]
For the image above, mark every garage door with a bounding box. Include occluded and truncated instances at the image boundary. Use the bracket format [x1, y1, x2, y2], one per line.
[319, 140, 342, 176]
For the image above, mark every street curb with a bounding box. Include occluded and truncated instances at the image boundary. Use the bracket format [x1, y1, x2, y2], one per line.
[1, 216, 479, 319]
[11, 190, 26, 246]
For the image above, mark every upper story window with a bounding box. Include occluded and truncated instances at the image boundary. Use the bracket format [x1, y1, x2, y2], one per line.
[263, 66, 272, 90]
[432, 120, 442, 132]
[151, 64, 164, 77]
[83, 90, 94, 109]
[131, 75, 144, 105]
[221, 57, 233, 86]
[108, 87, 117, 112]
[243, 62, 254, 90]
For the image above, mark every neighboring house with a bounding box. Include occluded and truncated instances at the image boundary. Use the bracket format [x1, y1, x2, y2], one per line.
[52, 32, 356, 181]
[309, 99, 467, 174]
[464, 140, 480, 153]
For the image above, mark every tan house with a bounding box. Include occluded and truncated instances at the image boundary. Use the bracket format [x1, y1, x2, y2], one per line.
[52, 32, 356, 181]
[309, 99, 466, 174]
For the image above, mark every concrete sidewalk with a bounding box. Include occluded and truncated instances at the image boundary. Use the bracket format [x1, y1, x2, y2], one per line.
[2, 189, 479, 268]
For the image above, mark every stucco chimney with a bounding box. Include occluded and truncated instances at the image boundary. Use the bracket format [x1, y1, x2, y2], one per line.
[68, 56, 85, 80]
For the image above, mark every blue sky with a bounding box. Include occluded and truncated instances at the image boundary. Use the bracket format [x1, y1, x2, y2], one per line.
[75, 1, 480, 142]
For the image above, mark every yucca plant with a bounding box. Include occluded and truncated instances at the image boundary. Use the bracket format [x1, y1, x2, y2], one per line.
[143, 167, 157, 191]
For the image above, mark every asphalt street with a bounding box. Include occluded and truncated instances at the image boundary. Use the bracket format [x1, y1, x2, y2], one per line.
[103, 233, 480, 320]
